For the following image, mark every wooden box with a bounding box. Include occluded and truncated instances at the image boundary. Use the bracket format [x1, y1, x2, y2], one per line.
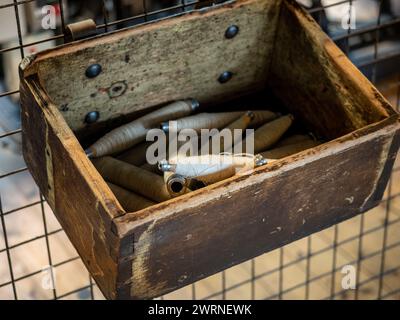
[19, 0, 400, 299]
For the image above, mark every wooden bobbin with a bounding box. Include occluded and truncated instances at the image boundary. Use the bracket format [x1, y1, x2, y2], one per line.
[118, 141, 153, 166]
[219, 111, 254, 152]
[161, 112, 243, 133]
[164, 172, 191, 197]
[65, 19, 97, 42]
[93, 157, 172, 202]
[87, 99, 198, 158]
[252, 114, 294, 153]
[250, 110, 280, 127]
[141, 163, 162, 175]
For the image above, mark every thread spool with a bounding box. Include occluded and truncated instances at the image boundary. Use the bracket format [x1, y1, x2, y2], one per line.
[107, 182, 155, 212]
[160, 154, 260, 185]
[164, 172, 191, 197]
[161, 112, 243, 133]
[93, 157, 172, 202]
[260, 140, 320, 159]
[219, 111, 254, 153]
[87, 99, 199, 158]
[117, 141, 152, 166]
[141, 163, 162, 175]
[164, 161, 236, 185]
[250, 110, 280, 127]
[250, 114, 294, 153]
[199, 166, 237, 185]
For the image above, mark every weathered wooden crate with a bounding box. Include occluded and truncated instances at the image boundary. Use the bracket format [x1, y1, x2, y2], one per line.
[19, 0, 400, 299]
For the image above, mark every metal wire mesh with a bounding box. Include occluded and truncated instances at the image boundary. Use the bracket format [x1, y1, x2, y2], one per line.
[0, 0, 399, 300]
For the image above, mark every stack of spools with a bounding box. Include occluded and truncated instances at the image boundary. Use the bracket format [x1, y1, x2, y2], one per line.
[86, 100, 320, 212]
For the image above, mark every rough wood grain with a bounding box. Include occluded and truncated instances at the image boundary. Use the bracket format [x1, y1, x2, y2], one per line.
[110, 0, 400, 299]
[20, 76, 125, 299]
[25, 0, 282, 131]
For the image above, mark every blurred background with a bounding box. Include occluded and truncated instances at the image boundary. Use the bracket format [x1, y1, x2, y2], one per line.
[0, 0, 399, 300]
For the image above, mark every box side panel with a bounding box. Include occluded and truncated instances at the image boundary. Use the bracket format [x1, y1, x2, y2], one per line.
[269, 0, 392, 140]
[20, 78, 123, 299]
[32, 0, 281, 131]
[21, 77, 50, 201]
[115, 123, 400, 299]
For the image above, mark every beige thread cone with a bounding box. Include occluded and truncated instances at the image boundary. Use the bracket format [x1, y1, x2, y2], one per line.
[250, 110, 280, 127]
[247, 114, 294, 153]
[219, 111, 254, 153]
[117, 141, 153, 166]
[93, 157, 172, 202]
[107, 182, 155, 212]
[161, 112, 243, 133]
[87, 99, 198, 158]
[199, 167, 237, 185]
[141, 163, 162, 175]
[160, 154, 257, 185]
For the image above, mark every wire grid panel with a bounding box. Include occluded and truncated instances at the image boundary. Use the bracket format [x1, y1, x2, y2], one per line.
[0, 0, 399, 300]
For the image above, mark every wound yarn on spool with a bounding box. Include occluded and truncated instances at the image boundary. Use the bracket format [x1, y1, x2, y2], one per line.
[159, 154, 262, 185]
[250, 110, 280, 127]
[87, 99, 199, 158]
[117, 141, 153, 166]
[161, 112, 243, 133]
[93, 156, 172, 202]
[243, 114, 294, 153]
[219, 111, 254, 153]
